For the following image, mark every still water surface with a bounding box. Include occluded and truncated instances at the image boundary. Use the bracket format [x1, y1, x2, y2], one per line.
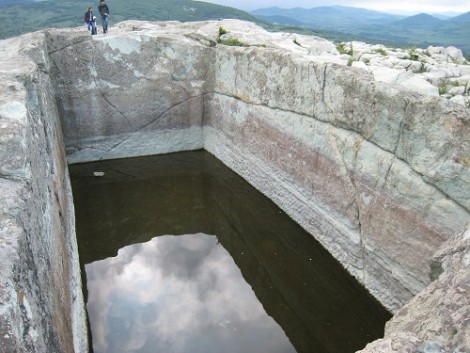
[86, 233, 296, 353]
[70, 151, 391, 353]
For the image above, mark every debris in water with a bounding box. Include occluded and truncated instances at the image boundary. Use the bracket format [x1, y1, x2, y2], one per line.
[93, 171, 105, 177]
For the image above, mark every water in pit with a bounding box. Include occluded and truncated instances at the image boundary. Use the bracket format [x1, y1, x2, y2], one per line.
[70, 151, 392, 353]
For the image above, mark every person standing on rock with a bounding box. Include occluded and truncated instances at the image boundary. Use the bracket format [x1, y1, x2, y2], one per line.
[84, 7, 97, 35]
[98, 0, 110, 34]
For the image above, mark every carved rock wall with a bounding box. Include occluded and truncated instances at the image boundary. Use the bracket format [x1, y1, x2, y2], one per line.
[0, 19, 469, 352]
[47, 29, 210, 163]
[0, 33, 87, 352]
[205, 44, 469, 311]
[358, 225, 470, 353]
[47, 21, 469, 312]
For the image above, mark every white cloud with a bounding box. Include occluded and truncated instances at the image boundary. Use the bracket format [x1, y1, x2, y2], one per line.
[85, 233, 296, 353]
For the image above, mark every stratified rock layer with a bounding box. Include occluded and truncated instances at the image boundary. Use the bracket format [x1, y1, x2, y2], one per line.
[358, 227, 470, 353]
[0, 19, 469, 353]
[47, 19, 469, 310]
[0, 33, 87, 352]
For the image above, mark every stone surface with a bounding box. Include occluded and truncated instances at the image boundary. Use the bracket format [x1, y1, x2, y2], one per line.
[48, 26, 207, 163]
[360, 225, 470, 353]
[0, 19, 469, 353]
[46, 19, 470, 310]
[340, 42, 470, 106]
[370, 66, 438, 96]
[0, 33, 87, 352]
[386, 226, 470, 350]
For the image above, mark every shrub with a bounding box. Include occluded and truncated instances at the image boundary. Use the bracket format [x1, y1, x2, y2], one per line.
[218, 27, 228, 37]
[414, 63, 430, 73]
[374, 48, 387, 56]
[438, 84, 447, 95]
[337, 43, 353, 56]
[336, 43, 346, 54]
[217, 27, 228, 43]
[219, 38, 249, 47]
[216, 26, 248, 47]
[406, 46, 419, 61]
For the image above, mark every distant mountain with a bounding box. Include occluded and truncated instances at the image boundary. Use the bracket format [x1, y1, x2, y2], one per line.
[0, 0, 258, 39]
[252, 6, 405, 32]
[360, 11, 470, 55]
[255, 14, 304, 27]
[0, 0, 29, 3]
[389, 13, 444, 28]
[431, 14, 453, 20]
[452, 11, 470, 22]
[252, 6, 470, 57]
[0, 0, 35, 3]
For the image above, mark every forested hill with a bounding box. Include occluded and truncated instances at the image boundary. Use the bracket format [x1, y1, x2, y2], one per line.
[0, 0, 258, 39]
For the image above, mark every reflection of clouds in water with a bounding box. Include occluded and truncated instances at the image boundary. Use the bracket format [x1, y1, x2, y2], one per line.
[86, 233, 296, 353]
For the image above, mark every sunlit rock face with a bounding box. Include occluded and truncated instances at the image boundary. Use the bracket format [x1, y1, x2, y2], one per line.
[0, 19, 469, 353]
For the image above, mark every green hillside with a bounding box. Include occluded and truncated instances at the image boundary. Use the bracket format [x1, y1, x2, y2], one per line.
[0, 0, 258, 39]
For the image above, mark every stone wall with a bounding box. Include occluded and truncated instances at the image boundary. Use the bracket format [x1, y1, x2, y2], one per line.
[0, 19, 469, 352]
[205, 46, 469, 311]
[47, 20, 469, 312]
[47, 29, 209, 163]
[0, 33, 87, 352]
[358, 225, 470, 353]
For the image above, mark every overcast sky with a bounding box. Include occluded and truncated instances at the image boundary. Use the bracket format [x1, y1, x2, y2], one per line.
[199, 0, 470, 15]
[86, 234, 295, 353]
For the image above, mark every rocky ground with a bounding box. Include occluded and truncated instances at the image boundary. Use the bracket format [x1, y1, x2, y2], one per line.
[344, 42, 470, 105]
[188, 19, 470, 106]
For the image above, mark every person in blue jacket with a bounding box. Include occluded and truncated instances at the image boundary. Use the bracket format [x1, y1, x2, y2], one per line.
[98, 0, 110, 34]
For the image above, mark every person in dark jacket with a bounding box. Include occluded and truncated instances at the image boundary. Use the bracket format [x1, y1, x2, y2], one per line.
[84, 7, 97, 35]
[98, 0, 110, 34]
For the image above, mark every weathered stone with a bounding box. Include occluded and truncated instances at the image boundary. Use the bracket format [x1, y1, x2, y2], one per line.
[360, 225, 470, 353]
[385, 226, 470, 351]
[48, 26, 208, 164]
[370, 66, 439, 96]
[0, 19, 469, 353]
[0, 32, 87, 353]
[450, 95, 469, 106]
[449, 86, 466, 95]
[357, 332, 424, 352]
[419, 70, 447, 86]
[45, 19, 470, 310]
[334, 42, 470, 104]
